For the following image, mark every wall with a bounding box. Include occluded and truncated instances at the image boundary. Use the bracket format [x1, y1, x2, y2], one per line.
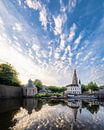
[0, 84, 23, 98]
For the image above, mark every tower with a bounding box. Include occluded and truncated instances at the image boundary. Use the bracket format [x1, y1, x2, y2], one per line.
[72, 69, 78, 85]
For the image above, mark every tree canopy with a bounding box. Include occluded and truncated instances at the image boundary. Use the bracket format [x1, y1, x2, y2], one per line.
[0, 63, 21, 86]
[86, 82, 98, 91]
[48, 86, 67, 93]
[33, 79, 43, 92]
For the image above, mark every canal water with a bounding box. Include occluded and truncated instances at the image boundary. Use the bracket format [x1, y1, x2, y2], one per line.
[0, 98, 104, 130]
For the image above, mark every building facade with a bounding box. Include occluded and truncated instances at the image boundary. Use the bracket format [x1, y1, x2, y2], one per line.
[23, 79, 37, 97]
[65, 69, 82, 95]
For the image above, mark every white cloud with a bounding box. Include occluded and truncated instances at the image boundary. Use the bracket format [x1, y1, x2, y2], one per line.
[101, 57, 104, 62]
[26, 0, 48, 29]
[54, 15, 63, 35]
[32, 44, 40, 51]
[12, 22, 23, 32]
[73, 33, 83, 50]
[54, 52, 60, 59]
[67, 23, 77, 42]
[68, 0, 77, 12]
[71, 0, 77, 8]
[39, 7, 47, 29]
[26, 0, 41, 10]
[60, 39, 65, 50]
[76, 52, 82, 60]
[83, 52, 92, 61]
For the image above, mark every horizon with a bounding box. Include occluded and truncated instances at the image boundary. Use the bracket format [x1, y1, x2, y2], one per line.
[0, 0, 104, 86]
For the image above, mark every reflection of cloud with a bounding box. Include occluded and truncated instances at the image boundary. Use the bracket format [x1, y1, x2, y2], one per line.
[12, 105, 76, 130]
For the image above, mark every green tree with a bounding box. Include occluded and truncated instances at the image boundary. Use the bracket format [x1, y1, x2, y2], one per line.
[0, 63, 21, 86]
[48, 86, 67, 93]
[33, 79, 43, 92]
[82, 84, 87, 92]
[86, 82, 98, 92]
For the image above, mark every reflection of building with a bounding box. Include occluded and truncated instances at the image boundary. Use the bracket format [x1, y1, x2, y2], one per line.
[67, 100, 82, 108]
[65, 69, 82, 95]
[23, 98, 38, 114]
[71, 108, 77, 129]
[23, 79, 37, 97]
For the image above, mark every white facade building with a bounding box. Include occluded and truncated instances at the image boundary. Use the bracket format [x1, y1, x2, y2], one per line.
[65, 69, 82, 95]
[23, 79, 37, 97]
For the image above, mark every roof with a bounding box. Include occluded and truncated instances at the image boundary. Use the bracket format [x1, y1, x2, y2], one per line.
[26, 79, 36, 88]
[66, 84, 79, 87]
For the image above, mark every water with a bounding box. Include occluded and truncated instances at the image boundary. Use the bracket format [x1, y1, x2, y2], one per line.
[0, 98, 104, 130]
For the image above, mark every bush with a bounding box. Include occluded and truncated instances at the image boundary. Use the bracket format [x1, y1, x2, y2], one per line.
[34, 93, 62, 98]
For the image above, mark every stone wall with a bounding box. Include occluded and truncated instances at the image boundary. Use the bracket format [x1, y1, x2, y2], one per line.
[0, 84, 23, 98]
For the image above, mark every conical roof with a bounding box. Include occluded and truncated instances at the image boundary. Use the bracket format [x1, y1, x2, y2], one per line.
[72, 69, 78, 85]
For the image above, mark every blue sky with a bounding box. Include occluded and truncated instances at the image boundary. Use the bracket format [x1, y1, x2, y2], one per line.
[0, 0, 104, 86]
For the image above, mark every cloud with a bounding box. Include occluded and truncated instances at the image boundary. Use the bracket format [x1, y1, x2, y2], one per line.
[26, 0, 48, 29]
[83, 51, 92, 62]
[12, 22, 23, 32]
[76, 52, 82, 60]
[73, 33, 83, 50]
[26, 0, 41, 10]
[67, 23, 77, 42]
[67, 0, 77, 12]
[54, 52, 60, 59]
[39, 7, 47, 29]
[53, 13, 67, 36]
[32, 44, 40, 51]
[53, 15, 63, 35]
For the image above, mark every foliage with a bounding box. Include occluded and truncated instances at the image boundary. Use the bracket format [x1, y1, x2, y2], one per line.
[81, 84, 87, 92]
[86, 82, 98, 91]
[0, 63, 21, 86]
[48, 86, 67, 93]
[33, 79, 43, 92]
[34, 93, 62, 98]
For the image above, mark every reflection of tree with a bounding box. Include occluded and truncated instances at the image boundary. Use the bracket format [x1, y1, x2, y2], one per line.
[82, 101, 89, 108]
[0, 110, 18, 130]
[48, 99, 65, 106]
[87, 104, 99, 114]
[82, 101, 99, 114]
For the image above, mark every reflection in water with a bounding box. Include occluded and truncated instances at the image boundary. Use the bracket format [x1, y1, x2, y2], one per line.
[0, 99, 104, 130]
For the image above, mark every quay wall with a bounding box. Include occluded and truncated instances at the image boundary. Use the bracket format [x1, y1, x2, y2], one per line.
[0, 84, 23, 98]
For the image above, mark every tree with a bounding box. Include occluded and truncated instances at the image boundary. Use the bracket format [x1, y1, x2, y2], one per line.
[86, 82, 98, 92]
[33, 79, 43, 92]
[0, 63, 21, 86]
[81, 84, 87, 93]
[48, 86, 67, 93]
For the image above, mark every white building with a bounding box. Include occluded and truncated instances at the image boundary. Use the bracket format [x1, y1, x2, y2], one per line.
[65, 69, 82, 95]
[23, 79, 37, 97]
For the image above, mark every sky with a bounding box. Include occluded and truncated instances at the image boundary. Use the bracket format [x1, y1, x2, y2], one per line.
[0, 0, 104, 86]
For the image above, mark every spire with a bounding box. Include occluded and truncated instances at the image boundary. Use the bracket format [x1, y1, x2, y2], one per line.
[72, 69, 78, 85]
